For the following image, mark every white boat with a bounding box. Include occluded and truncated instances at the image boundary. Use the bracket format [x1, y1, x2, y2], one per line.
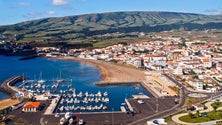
[104, 97, 109, 103]
[103, 91, 108, 96]
[38, 79, 46, 84]
[74, 98, 80, 104]
[64, 112, 71, 119]
[60, 98, 64, 104]
[60, 117, 65, 125]
[89, 93, 94, 97]
[96, 91, 102, 97]
[85, 91, 89, 97]
[95, 97, 99, 103]
[59, 106, 64, 111]
[69, 117, 74, 124]
[77, 92, 83, 97]
[102, 106, 108, 110]
[73, 93, 76, 97]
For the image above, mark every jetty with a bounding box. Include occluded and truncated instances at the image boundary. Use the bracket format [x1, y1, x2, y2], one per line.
[95, 81, 141, 86]
[0, 76, 25, 97]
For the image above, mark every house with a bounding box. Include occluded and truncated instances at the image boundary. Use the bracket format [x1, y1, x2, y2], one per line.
[193, 103, 204, 110]
[201, 57, 212, 68]
[22, 102, 41, 112]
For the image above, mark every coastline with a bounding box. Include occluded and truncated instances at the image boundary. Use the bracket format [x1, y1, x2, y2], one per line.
[0, 98, 20, 110]
[0, 56, 146, 111]
[55, 56, 146, 83]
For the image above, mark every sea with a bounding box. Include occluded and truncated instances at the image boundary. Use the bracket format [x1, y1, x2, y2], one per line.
[0, 55, 150, 112]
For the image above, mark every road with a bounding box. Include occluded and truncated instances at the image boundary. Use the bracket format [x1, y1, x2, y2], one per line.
[128, 73, 221, 125]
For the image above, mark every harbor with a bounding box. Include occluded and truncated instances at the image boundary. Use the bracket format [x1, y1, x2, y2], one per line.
[0, 56, 179, 125]
[2, 73, 153, 115]
[0, 75, 179, 125]
[17, 77, 115, 114]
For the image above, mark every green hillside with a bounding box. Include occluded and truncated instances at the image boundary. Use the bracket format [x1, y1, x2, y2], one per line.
[0, 11, 222, 47]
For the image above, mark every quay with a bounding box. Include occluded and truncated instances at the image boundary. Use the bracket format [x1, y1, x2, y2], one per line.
[44, 95, 61, 115]
[95, 81, 141, 86]
[0, 76, 25, 97]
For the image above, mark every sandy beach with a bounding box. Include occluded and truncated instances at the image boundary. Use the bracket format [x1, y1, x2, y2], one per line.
[0, 98, 20, 110]
[56, 56, 146, 83]
[0, 56, 146, 111]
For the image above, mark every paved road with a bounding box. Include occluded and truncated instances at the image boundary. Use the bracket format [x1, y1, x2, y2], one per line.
[128, 74, 187, 125]
[129, 73, 221, 125]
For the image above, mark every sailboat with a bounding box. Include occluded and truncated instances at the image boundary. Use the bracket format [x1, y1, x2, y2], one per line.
[38, 72, 45, 83]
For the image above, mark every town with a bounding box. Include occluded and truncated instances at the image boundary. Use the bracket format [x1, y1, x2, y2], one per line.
[1, 32, 222, 125]
[33, 34, 222, 93]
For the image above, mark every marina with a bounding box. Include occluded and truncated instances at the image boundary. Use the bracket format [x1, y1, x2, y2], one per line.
[16, 78, 113, 113]
[0, 56, 151, 112]
[12, 74, 150, 114]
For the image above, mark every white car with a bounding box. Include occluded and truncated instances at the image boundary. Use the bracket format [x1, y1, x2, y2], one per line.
[137, 100, 144, 104]
[79, 119, 84, 125]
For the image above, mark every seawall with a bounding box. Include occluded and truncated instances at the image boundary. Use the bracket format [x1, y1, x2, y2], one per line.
[0, 76, 25, 97]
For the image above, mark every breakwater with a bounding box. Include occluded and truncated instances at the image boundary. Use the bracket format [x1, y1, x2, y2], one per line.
[0, 76, 24, 97]
[95, 81, 141, 86]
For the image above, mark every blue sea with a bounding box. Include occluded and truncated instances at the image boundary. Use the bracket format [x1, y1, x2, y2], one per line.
[0, 55, 150, 111]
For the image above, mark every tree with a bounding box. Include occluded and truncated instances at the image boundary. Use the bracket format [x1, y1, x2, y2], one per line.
[188, 112, 195, 119]
[213, 105, 218, 112]
[196, 110, 200, 117]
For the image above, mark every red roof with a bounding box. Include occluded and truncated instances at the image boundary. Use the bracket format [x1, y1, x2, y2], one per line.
[23, 102, 41, 108]
[202, 58, 210, 62]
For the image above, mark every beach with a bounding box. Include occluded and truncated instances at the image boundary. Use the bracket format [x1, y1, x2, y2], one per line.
[0, 56, 147, 111]
[56, 56, 146, 83]
[0, 98, 20, 110]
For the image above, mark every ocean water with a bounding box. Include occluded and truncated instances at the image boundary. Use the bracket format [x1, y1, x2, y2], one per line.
[0, 55, 150, 111]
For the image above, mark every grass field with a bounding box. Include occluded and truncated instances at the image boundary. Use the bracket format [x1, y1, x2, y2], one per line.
[179, 102, 222, 123]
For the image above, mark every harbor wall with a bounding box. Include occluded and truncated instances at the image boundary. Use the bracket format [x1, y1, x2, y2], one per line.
[0, 76, 24, 97]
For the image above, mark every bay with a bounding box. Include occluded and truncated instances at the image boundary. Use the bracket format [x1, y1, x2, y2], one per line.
[0, 55, 150, 111]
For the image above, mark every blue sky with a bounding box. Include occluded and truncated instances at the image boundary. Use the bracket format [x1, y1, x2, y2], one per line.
[0, 0, 222, 25]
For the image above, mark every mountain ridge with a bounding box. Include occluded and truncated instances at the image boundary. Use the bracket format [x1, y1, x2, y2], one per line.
[1, 11, 222, 43]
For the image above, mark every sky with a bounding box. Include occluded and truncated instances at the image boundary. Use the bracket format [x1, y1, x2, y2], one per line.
[0, 0, 222, 26]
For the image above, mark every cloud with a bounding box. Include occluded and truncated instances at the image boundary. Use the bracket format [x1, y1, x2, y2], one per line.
[22, 10, 57, 21]
[52, 0, 69, 6]
[204, 8, 222, 15]
[11, 2, 31, 7]
[17, 2, 31, 6]
[22, 11, 43, 20]
[46, 10, 55, 15]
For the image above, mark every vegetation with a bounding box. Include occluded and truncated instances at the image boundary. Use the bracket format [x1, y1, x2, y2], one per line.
[185, 97, 200, 106]
[179, 110, 222, 123]
[179, 101, 222, 123]
[168, 86, 180, 94]
[1, 11, 222, 48]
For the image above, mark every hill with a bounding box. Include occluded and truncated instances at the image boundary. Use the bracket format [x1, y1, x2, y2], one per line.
[0, 11, 222, 47]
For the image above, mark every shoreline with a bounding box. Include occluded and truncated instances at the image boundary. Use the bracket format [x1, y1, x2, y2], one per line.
[55, 56, 146, 83]
[0, 56, 146, 111]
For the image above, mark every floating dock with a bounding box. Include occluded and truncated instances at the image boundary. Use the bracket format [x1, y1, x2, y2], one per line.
[132, 94, 149, 99]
